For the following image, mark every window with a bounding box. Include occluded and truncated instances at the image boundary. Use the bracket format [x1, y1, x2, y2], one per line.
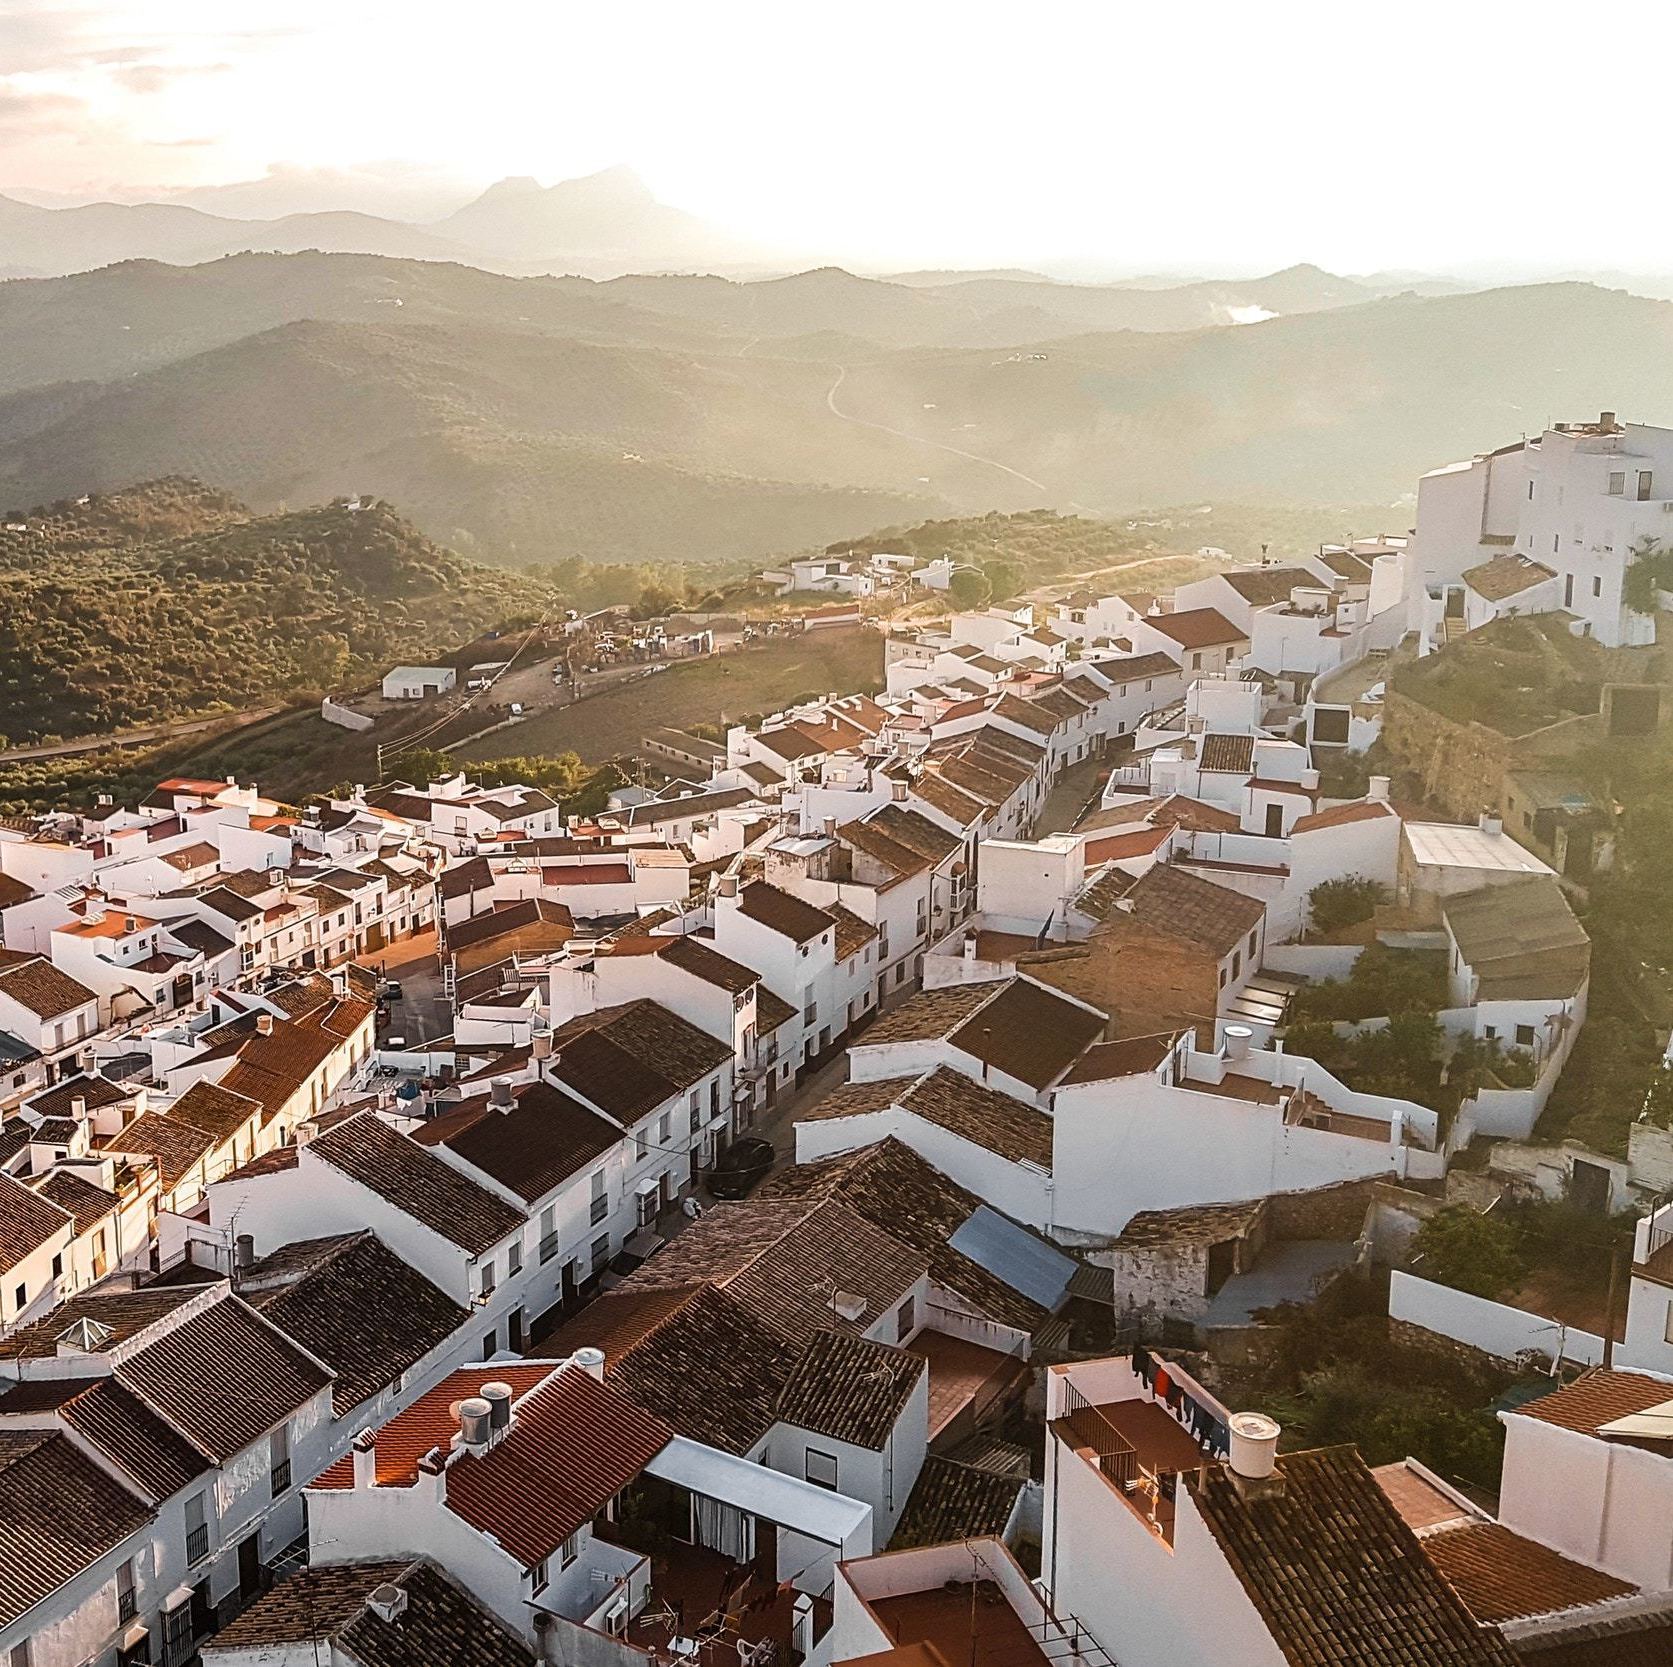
[480, 1261, 497, 1298]
[1592, 576, 1602, 598]
[1553, 532, 1560, 554]
[539, 1205, 559, 1263]
[164, 1603, 192, 1666]
[531, 1558, 549, 1595]
[1640, 470, 1655, 502]
[50, 1253, 62, 1281]
[689, 1100, 701, 1136]
[1665, 1300, 1673, 1346]
[1191, 653, 1202, 670]
[635, 1126, 649, 1161]
[1247, 930, 1257, 956]
[590, 1233, 611, 1274]
[117, 1559, 137, 1624]
[897, 1295, 916, 1340]
[1515, 1024, 1536, 1047]
[10, 1281, 23, 1313]
[657, 1112, 671, 1145]
[508, 1238, 523, 1277]
[185, 1491, 209, 1564]
[1608, 470, 1625, 495]
[270, 1423, 291, 1497]
[1528, 480, 1535, 500]
[9, 1642, 29, 1667]
[1564, 574, 1575, 608]
[561, 1529, 582, 1568]
[804, 1448, 839, 1490]
[1231, 950, 1241, 979]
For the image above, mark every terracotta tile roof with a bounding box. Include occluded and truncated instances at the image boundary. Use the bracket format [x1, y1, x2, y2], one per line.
[1511, 1613, 1673, 1665]
[757, 986, 797, 1034]
[910, 770, 989, 828]
[991, 693, 1060, 737]
[208, 1559, 412, 1650]
[336, 1559, 538, 1667]
[0, 1430, 152, 1629]
[947, 978, 1107, 1091]
[1508, 1367, 1673, 1436]
[1092, 651, 1181, 685]
[1292, 800, 1397, 834]
[632, 933, 759, 993]
[1189, 1445, 1517, 1666]
[240, 1231, 470, 1415]
[1422, 1521, 1634, 1625]
[115, 1291, 332, 1461]
[776, 1328, 924, 1449]
[735, 880, 834, 944]
[0, 875, 35, 909]
[797, 1075, 914, 1124]
[446, 897, 573, 953]
[317, 1364, 557, 1490]
[0, 1171, 70, 1272]
[0, 956, 95, 1020]
[309, 1113, 525, 1254]
[435, 1363, 674, 1568]
[1463, 554, 1557, 602]
[438, 1080, 620, 1204]
[860, 981, 994, 1045]
[839, 817, 930, 882]
[828, 903, 880, 959]
[23, 1072, 127, 1120]
[1222, 567, 1316, 605]
[1122, 862, 1266, 956]
[0, 1286, 197, 1359]
[869, 805, 961, 862]
[1058, 1032, 1180, 1087]
[548, 1000, 731, 1122]
[99, 1111, 215, 1189]
[1083, 824, 1173, 863]
[900, 1066, 1054, 1166]
[1144, 607, 1248, 650]
[1370, 1462, 1473, 1533]
[168, 1078, 261, 1144]
[1110, 1196, 1265, 1247]
[891, 1454, 1025, 1550]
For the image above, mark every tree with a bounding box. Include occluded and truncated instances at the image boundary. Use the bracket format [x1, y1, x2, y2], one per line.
[1307, 875, 1387, 935]
[946, 567, 992, 610]
[1411, 1206, 1526, 1299]
[982, 557, 1025, 603]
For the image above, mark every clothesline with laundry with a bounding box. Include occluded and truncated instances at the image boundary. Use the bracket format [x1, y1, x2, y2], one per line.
[1130, 1344, 1232, 1460]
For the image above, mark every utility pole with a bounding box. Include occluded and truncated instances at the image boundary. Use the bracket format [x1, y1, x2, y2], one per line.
[1602, 1241, 1625, 1369]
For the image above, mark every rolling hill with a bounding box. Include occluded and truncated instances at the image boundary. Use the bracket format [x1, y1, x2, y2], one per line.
[0, 480, 543, 744]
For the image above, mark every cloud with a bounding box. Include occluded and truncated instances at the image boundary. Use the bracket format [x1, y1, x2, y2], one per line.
[111, 60, 232, 95]
[0, 84, 83, 139]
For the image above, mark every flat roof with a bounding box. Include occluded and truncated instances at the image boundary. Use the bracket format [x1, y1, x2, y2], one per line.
[1404, 823, 1553, 875]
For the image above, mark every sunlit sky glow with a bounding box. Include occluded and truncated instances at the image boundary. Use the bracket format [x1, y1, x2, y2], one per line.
[3, 0, 1669, 276]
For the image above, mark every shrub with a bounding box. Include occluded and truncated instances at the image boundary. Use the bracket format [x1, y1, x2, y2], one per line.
[1307, 875, 1387, 935]
[1411, 1206, 1526, 1299]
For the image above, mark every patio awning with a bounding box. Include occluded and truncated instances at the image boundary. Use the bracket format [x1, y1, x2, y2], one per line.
[645, 1436, 871, 1547]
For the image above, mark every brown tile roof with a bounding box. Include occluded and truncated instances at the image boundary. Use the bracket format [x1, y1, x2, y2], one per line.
[1123, 862, 1266, 956]
[0, 1286, 197, 1359]
[23, 1072, 128, 1120]
[1463, 554, 1557, 602]
[1092, 651, 1182, 686]
[548, 1000, 732, 1121]
[0, 1171, 70, 1272]
[776, 1329, 924, 1449]
[860, 981, 994, 1045]
[868, 805, 961, 862]
[1200, 732, 1256, 773]
[0, 875, 35, 909]
[446, 897, 573, 953]
[0, 1430, 151, 1629]
[335, 1559, 538, 1667]
[890, 1454, 1025, 1550]
[948, 978, 1106, 1090]
[1292, 799, 1397, 834]
[309, 1112, 525, 1255]
[1369, 1462, 1473, 1533]
[438, 1080, 620, 1204]
[736, 880, 834, 944]
[208, 1559, 412, 1650]
[1058, 1031, 1180, 1087]
[756, 986, 797, 1034]
[1511, 1613, 1673, 1665]
[0, 956, 95, 1019]
[1189, 1445, 1517, 1667]
[799, 1075, 914, 1123]
[1222, 567, 1316, 605]
[910, 770, 989, 828]
[901, 1066, 1054, 1166]
[829, 903, 880, 959]
[34, 1169, 116, 1235]
[1110, 1196, 1264, 1247]
[1422, 1521, 1634, 1625]
[1508, 1367, 1673, 1436]
[1145, 607, 1248, 650]
[115, 1291, 332, 1461]
[240, 1231, 470, 1415]
[168, 1078, 261, 1144]
[643, 933, 759, 993]
[1443, 876, 1590, 1001]
[100, 1110, 213, 1189]
[991, 693, 1061, 737]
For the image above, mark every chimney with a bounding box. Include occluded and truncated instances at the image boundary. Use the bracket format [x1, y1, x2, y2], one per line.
[235, 1233, 255, 1274]
[490, 1080, 515, 1111]
[1478, 809, 1503, 838]
[891, 779, 908, 801]
[1367, 774, 1390, 803]
[481, 1379, 514, 1439]
[531, 1033, 553, 1061]
[533, 1614, 561, 1666]
[456, 1396, 492, 1452]
[822, 816, 837, 838]
[353, 783, 366, 800]
[366, 1582, 408, 1624]
[1600, 410, 1618, 432]
[1223, 1024, 1253, 1063]
[69, 1096, 87, 1120]
[256, 1012, 275, 1037]
[963, 933, 977, 963]
[224, 774, 236, 789]
[352, 1427, 377, 1489]
[123, 915, 137, 934]
[572, 1346, 606, 1381]
[718, 875, 739, 900]
[416, 1444, 447, 1504]
[1227, 1412, 1283, 1498]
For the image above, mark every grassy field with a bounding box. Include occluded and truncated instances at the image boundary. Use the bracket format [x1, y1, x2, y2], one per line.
[456, 629, 886, 765]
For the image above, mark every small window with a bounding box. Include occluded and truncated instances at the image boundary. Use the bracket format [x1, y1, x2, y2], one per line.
[635, 1127, 649, 1161]
[9, 1642, 29, 1667]
[1639, 470, 1655, 502]
[508, 1239, 523, 1277]
[270, 1422, 291, 1497]
[804, 1448, 839, 1490]
[1515, 1024, 1536, 1047]
[116, 1558, 137, 1624]
[1553, 532, 1560, 554]
[480, 1262, 496, 1298]
[1664, 1300, 1673, 1346]
[561, 1529, 582, 1568]
[1231, 950, 1241, 979]
[532, 1558, 549, 1594]
[590, 1233, 611, 1274]
[50, 1254, 62, 1281]
[657, 1112, 671, 1144]
[11, 1282, 23, 1313]
[1592, 576, 1602, 598]
[1528, 480, 1535, 500]
[1247, 930, 1257, 956]
[897, 1295, 916, 1341]
[1608, 471, 1625, 495]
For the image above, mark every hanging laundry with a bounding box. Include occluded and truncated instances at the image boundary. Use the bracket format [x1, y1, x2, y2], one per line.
[1152, 1363, 1171, 1402]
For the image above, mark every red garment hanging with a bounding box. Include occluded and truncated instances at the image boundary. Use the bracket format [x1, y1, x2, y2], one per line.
[1152, 1364, 1171, 1401]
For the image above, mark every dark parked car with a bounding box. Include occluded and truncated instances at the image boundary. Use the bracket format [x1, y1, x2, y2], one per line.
[706, 1137, 775, 1200]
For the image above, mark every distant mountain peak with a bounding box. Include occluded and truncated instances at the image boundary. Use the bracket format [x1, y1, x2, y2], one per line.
[473, 175, 545, 203]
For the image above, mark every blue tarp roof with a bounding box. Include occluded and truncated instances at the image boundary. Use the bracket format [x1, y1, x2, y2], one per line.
[948, 1205, 1076, 1310]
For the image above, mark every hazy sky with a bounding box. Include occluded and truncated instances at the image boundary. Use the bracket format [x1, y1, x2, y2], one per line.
[2, 0, 1668, 274]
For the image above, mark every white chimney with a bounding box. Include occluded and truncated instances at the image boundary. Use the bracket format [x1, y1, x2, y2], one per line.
[718, 875, 739, 900]
[1228, 1411, 1281, 1480]
[69, 1096, 87, 1120]
[490, 1080, 515, 1111]
[531, 1033, 553, 1061]
[457, 1396, 492, 1452]
[256, 1012, 275, 1037]
[415, 1444, 448, 1504]
[572, 1346, 606, 1381]
[963, 933, 977, 963]
[1479, 810, 1503, 838]
[891, 779, 908, 801]
[1223, 1024, 1253, 1063]
[123, 915, 137, 934]
[1367, 775, 1390, 803]
[352, 1427, 377, 1489]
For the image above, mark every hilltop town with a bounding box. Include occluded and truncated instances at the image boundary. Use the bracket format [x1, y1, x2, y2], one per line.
[5, 411, 1673, 1667]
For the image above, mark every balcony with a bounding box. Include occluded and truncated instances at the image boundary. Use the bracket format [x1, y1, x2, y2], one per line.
[186, 1523, 210, 1564]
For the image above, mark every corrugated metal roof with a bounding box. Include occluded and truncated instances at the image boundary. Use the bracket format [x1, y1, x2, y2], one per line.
[947, 1206, 1074, 1309]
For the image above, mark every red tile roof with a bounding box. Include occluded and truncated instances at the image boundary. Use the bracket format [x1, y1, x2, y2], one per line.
[1292, 800, 1397, 834]
[1143, 607, 1248, 650]
[1422, 1520, 1634, 1625]
[1508, 1368, 1673, 1436]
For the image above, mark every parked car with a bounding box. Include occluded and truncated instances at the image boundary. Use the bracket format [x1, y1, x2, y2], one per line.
[706, 1136, 776, 1199]
[382, 979, 402, 1000]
